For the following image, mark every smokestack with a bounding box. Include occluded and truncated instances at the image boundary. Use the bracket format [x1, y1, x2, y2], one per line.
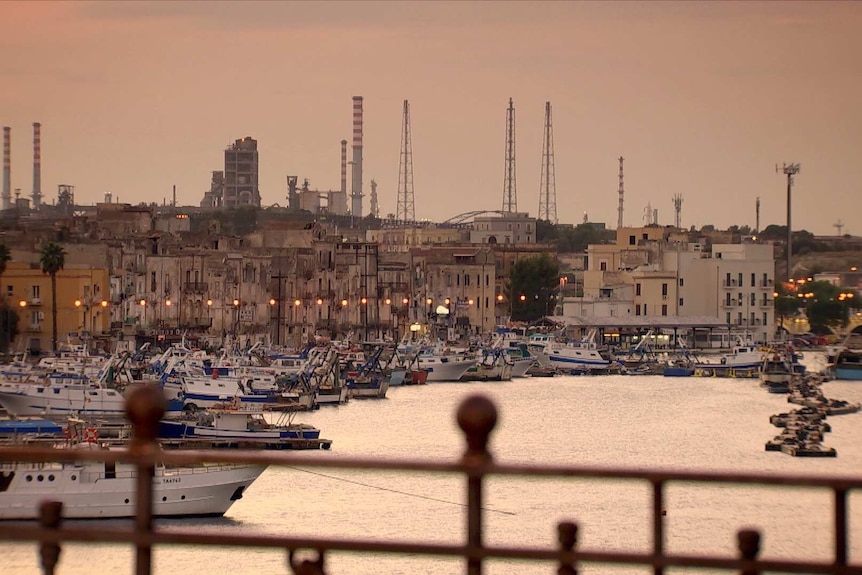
[32, 122, 41, 209]
[2, 127, 10, 211]
[340, 139, 347, 196]
[350, 96, 364, 217]
[172, 184, 176, 207]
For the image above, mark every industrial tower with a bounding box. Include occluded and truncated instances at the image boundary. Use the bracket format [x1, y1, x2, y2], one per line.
[32, 122, 41, 209]
[538, 101, 557, 223]
[755, 197, 760, 235]
[396, 99, 415, 222]
[2, 127, 10, 211]
[672, 193, 683, 229]
[617, 156, 625, 229]
[350, 96, 365, 217]
[776, 162, 801, 281]
[502, 98, 517, 213]
[370, 179, 379, 218]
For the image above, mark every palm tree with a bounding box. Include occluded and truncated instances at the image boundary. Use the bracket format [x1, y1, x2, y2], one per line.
[39, 241, 66, 354]
[0, 243, 11, 354]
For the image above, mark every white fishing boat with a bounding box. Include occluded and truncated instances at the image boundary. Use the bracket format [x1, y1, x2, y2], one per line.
[542, 329, 612, 370]
[0, 443, 266, 520]
[415, 351, 476, 382]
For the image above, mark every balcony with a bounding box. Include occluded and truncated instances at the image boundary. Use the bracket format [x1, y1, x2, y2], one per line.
[760, 278, 774, 288]
[28, 297, 42, 306]
[760, 299, 773, 307]
[721, 300, 736, 308]
[182, 282, 209, 294]
[722, 279, 738, 288]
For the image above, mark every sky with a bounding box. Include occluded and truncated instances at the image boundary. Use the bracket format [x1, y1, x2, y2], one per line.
[1, 1, 860, 235]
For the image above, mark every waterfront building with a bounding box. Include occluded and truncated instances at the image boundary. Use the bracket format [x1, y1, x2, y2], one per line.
[2, 261, 111, 353]
[367, 224, 467, 253]
[470, 211, 536, 244]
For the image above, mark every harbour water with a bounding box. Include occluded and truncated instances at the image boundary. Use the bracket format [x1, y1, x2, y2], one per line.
[4, 366, 862, 574]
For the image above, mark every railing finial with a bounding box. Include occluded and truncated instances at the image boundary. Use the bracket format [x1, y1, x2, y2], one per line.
[39, 500, 63, 575]
[125, 383, 166, 447]
[557, 521, 579, 575]
[457, 394, 497, 461]
[737, 529, 761, 575]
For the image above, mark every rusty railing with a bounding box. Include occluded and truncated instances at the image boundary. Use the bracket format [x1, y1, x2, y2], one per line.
[0, 385, 860, 575]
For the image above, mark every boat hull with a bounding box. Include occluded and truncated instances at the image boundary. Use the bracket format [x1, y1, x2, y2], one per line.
[0, 462, 266, 520]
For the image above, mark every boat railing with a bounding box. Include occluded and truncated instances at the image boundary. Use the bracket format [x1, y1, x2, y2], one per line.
[0, 384, 860, 575]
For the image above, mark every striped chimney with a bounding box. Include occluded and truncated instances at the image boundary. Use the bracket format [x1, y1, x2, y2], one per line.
[340, 139, 347, 196]
[350, 96, 364, 217]
[2, 127, 10, 211]
[32, 122, 41, 208]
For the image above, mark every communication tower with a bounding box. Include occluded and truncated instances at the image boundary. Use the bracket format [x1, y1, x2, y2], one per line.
[672, 194, 683, 229]
[396, 100, 415, 222]
[834, 220, 845, 236]
[538, 101, 557, 223]
[776, 162, 801, 281]
[617, 157, 625, 228]
[502, 98, 517, 213]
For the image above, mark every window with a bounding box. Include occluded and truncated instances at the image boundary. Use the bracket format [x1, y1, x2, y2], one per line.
[738, 273, 743, 287]
[5, 285, 11, 296]
[661, 304, 668, 316]
[635, 304, 641, 316]
[737, 312, 743, 324]
[150, 272, 156, 292]
[636, 283, 642, 296]
[750, 293, 756, 306]
[679, 278, 684, 287]
[32, 285, 40, 299]
[629, 235, 636, 245]
[600, 261, 607, 271]
[751, 273, 756, 287]
[726, 312, 731, 323]
[661, 283, 668, 297]
[679, 298, 684, 307]
[763, 312, 768, 326]
[725, 272, 731, 286]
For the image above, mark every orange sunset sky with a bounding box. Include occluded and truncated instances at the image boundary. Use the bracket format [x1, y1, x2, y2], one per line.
[1, 1, 860, 234]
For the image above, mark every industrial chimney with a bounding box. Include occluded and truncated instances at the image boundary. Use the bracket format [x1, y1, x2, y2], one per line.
[32, 122, 41, 209]
[2, 127, 10, 211]
[350, 96, 364, 217]
[340, 139, 347, 199]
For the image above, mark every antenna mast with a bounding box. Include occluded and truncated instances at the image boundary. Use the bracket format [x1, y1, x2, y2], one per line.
[672, 193, 683, 229]
[834, 220, 844, 236]
[776, 162, 801, 281]
[396, 100, 415, 222]
[617, 156, 625, 228]
[502, 98, 517, 213]
[538, 101, 557, 223]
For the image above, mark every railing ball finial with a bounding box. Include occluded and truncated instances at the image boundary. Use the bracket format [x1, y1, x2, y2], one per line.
[39, 500, 63, 575]
[457, 394, 497, 460]
[125, 383, 166, 446]
[737, 528, 761, 575]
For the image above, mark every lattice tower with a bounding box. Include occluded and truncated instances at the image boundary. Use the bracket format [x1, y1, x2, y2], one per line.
[538, 101, 557, 223]
[502, 98, 517, 213]
[617, 156, 625, 228]
[672, 193, 683, 229]
[396, 100, 415, 222]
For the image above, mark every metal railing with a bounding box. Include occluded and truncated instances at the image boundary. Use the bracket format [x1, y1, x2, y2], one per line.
[0, 386, 860, 575]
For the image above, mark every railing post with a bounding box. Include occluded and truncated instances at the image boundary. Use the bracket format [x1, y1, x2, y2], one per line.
[557, 521, 578, 575]
[835, 487, 847, 569]
[457, 395, 497, 575]
[652, 479, 665, 575]
[737, 529, 761, 575]
[38, 500, 63, 575]
[125, 383, 166, 575]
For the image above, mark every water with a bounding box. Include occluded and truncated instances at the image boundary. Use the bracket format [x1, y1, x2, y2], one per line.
[4, 367, 862, 574]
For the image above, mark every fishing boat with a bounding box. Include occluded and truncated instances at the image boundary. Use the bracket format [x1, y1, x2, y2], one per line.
[832, 334, 862, 381]
[157, 402, 327, 448]
[0, 442, 266, 520]
[759, 353, 794, 393]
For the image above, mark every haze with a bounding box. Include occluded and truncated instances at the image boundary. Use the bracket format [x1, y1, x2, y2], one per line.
[1, 1, 860, 234]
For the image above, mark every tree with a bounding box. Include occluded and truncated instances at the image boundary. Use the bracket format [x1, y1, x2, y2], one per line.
[799, 280, 849, 334]
[39, 241, 66, 354]
[506, 253, 560, 323]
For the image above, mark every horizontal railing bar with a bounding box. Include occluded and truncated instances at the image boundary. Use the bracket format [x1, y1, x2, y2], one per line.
[1, 524, 859, 574]
[2, 446, 861, 489]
